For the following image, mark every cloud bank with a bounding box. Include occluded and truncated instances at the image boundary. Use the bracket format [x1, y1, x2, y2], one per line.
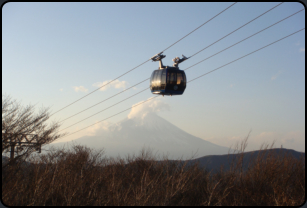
[74, 86, 88, 92]
[128, 97, 170, 119]
[93, 79, 128, 91]
[271, 70, 282, 81]
[85, 120, 112, 135]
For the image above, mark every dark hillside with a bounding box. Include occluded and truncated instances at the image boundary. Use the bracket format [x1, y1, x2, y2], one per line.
[186, 148, 305, 172]
[2, 144, 305, 206]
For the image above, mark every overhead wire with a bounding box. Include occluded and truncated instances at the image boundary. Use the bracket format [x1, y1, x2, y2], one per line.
[161, 2, 237, 52]
[188, 2, 284, 58]
[57, 2, 294, 124]
[58, 9, 304, 132]
[59, 88, 148, 132]
[184, 8, 305, 71]
[59, 78, 149, 123]
[187, 28, 305, 83]
[50, 2, 237, 117]
[50, 60, 150, 117]
[60, 27, 305, 138]
[62, 95, 159, 138]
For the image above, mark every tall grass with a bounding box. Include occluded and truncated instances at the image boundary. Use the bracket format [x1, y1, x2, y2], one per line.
[2, 139, 305, 206]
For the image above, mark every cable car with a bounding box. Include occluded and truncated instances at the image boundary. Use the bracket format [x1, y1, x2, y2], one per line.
[149, 52, 189, 96]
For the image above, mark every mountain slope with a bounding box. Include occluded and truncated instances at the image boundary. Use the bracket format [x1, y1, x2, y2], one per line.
[48, 113, 231, 159]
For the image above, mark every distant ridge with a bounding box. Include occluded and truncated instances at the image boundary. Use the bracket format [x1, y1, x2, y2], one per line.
[5, 147, 303, 174]
[183, 148, 305, 173]
[47, 113, 231, 160]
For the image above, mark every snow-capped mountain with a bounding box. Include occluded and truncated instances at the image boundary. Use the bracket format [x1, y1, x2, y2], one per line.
[48, 113, 231, 160]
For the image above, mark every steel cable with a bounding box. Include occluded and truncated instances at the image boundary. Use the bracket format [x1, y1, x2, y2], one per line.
[50, 2, 237, 117]
[162, 2, 237, 52]
[187, 28, 305, 83]
[50, 59, 150, 117]
[184, 8, 305, 71]
[62, 95, 160, 138]
[61, 4, 298, 122]
[58, 88, 148, 132]
[189, 2, 284, 58]
[60, 28, 304, 138]
[59, 78, 149, 123]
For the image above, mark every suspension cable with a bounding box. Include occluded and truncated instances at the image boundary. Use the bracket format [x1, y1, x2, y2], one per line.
[50, 2, 237, 117]
[60, 28, 304, 138]
[162, 2, 237, 52]
[59, 88, 148, 132]
[60, 4, 298, 122]
[189, 2, 284, 58]
[188, 28, 305, 83]
[62, 95, 160, 138]
[50, 60, 150, 117]
[59, 78, 149, 123]
[184, 8, 305, 71]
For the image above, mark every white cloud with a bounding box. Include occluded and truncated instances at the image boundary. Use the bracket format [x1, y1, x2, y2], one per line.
[300, 47, 305, 53]
[93, 79, 128, 91]
[60, 89, 63, 91]
[62, 97, 170, 141]
[271, 75, 277, 80]
[54, 121, 112, 143]
[128, 97, 170, 119]
[271, 70, 282, 81]
[73, 86, 88, 92]
[85, 121, 111, 135]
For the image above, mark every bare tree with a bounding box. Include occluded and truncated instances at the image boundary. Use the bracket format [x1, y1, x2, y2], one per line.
[2, 95, 66, 166]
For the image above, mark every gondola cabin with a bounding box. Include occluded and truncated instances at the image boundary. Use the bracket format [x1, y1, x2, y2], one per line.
[150, 67, 186, 96]
[149, 52, 189, 96]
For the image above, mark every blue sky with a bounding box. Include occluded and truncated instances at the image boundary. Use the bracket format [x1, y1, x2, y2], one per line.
[2, 2, 305, 152]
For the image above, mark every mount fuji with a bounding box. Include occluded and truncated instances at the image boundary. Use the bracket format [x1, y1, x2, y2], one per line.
[48, 113, 231, 160]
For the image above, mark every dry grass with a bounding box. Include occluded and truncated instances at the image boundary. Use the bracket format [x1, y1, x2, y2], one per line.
[2, 138, 305, 206]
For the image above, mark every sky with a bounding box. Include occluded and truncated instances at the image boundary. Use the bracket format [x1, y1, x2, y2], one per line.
[2, 2, 305, 152]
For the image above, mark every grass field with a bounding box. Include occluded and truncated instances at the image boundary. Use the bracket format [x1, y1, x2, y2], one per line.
[2, 139, 305, 206]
